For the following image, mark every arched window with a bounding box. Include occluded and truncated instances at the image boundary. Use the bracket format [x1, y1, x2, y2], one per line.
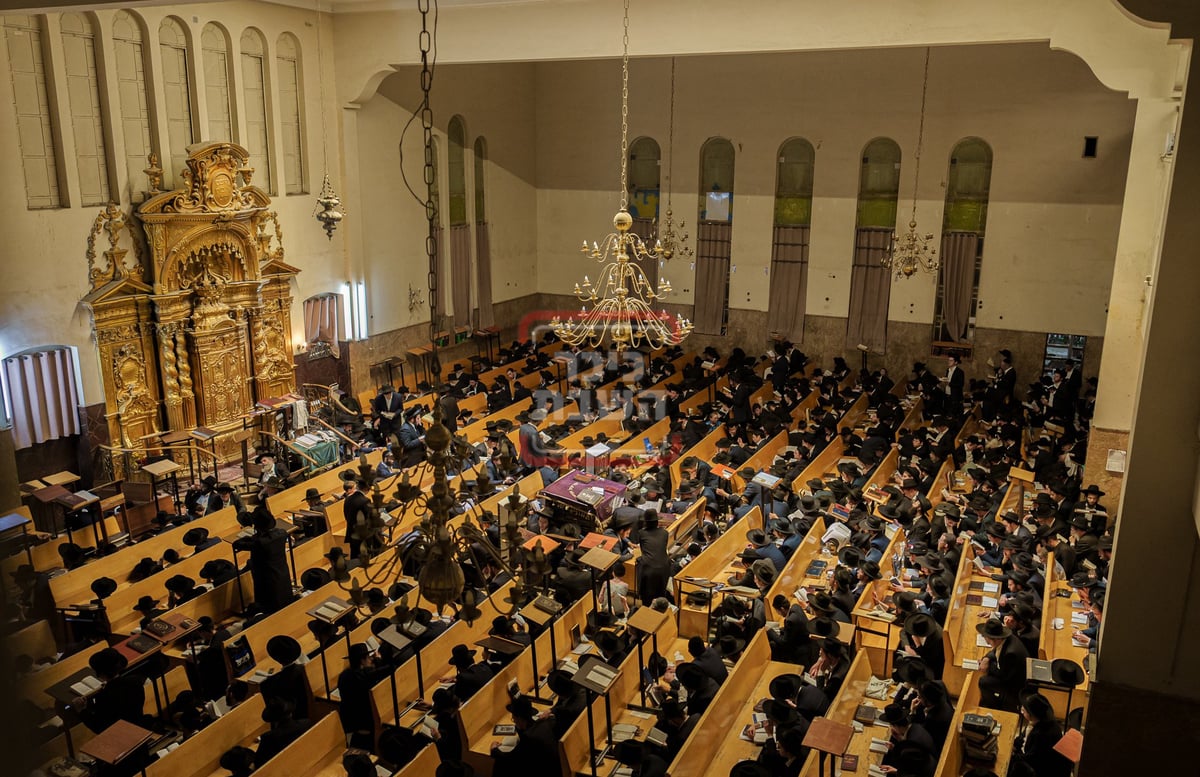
[936, 138, 993, 343]
[694, 138, 735, 335]
[767, 138, 815, 341]
[159, 17, 194, 189]
[474, 136, 494, 328]
[240, 29, 272, 193]
[627, 136, 660, 289]
[2, 346, 82, 449]
[4, 15, 60, 208]
[446, 116, 471, 326]
[428, 136, 448, 322]
[201, 23, 232, 142]
[112, 11, 152, 201]
[846, 137, 902, 352]
[276, 33, 305, 194]
[60, 13, 111, 206]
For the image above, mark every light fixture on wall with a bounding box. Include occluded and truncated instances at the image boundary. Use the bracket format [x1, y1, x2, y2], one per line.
[312, 1, 343, 239]
[552, 0, 693, 353]
[884, 47, 939, 279]
[654, 57, 692, 262]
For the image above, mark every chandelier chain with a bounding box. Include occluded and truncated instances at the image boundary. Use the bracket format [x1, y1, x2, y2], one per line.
[619, 0, 630, 211]
[666, 56, 675, 210]
[910, 46, 931, 223]
[314, 0, 329, 168]
[418, 0, 440, 368]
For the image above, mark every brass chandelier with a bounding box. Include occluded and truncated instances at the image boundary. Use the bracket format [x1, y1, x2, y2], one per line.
[885, 47, 939, 279]
[551, 0, 693, 353]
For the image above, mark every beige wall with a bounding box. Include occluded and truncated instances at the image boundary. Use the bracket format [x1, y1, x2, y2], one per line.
[531, 46, 1134, 340]
[0, 2, 346, 404]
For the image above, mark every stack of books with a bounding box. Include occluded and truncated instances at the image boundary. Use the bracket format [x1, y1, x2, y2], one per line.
[960, 713, 1001, 763]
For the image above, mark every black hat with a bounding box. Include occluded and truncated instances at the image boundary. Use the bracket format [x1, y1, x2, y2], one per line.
[1081, 484, 1106, 497]
[1070, 515, 1092, 532]
[769, 673, 803, 702]
[772, 518, 795, 536]
[547, 669, 574, 696]
[810, 616, 839, 638]
[809, 592, 837, 615]
[675, 662, 706, 689]
[305, 488, 322, 502]
[859, 560, 882, 581]
[1050, 658, 1086, 687]
[879, 704, 911, 726]
[729, 762, 771, 777]
[182, 527, 210, 547]
[610, 512, 637, 531]
[838, 546, 863, 568]
[746, 529, 770, 548]
[904, 613, 940, 638]
[90, 576, 118, 599]
[900, 478, 920, 491]
[133, 595, 159, 612]
[718, 635, 746, 657]
[164, 574, 195, 593]
[799, 494, 822, 515]
[506, 695, 537, 720]
[199, 559, 235, 581]
[266, 635, 302, 665]
[1068, 572, 1098, 589]
[894, 656, 934, 686]
[449, 644, 477, 668]
[975, 618, 1012, 640]
[300, 567, 332, 590]
[863, 515, 884, 533]
[762, 698, 800, 728]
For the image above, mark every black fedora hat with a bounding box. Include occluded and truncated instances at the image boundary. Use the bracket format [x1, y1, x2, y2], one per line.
[266, 634, 302, 665]
[300, 567, 332, 590]
[838, 546, 863, 568]
[809, 592, 837, 614]
[718, 635, 746, 657]
[133, 594, 159, 612]
[1081, 484, 1106, 497]
[769, 673, 803, 702]
[894, 656, 934, 686]
[449, 644, 477, 668]
[809, 616, 839, 638]
[859, 560, 882, 581]
[182, 527, 210, 547]
[90, 576, 118, 599]
[975, 618, 1011, 640]
[1050, 658, 1086, 687]
[762, 698, 800, 728]
[904, 613, 940, 639]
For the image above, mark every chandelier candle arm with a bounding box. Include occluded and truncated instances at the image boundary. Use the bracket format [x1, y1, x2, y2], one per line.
[883, 46, 939, 279]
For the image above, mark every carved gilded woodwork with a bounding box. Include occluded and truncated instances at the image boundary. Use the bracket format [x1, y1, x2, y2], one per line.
[82, 142, 300, 471]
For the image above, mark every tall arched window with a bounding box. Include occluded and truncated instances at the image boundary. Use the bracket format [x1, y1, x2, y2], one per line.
[767, 138, 815, 342]
[694, 138, 735, 335]
[60, 13, 111, 206]
[474, 136, 494, 328]
[446, 116, 471, 326]
[113, 10, 152, 201]
[627, 136, 660, 289]
[240, 29, 272, 193]
[276, 33, 305, 194]
[846, 137, 902, 352]
[158, 17, 194, 188]
[201, 23, 232, 142]
[4, 14, 60, 208]
[936, 138, 993, 343]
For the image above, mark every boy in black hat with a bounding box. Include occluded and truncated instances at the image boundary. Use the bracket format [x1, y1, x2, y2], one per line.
[975, 618, 1028, 712]
[448, 644, 493, 701]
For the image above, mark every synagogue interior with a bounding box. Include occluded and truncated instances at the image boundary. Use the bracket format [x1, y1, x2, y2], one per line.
[0, 2, 1198, 777]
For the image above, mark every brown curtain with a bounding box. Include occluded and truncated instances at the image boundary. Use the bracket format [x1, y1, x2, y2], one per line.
[766, 224, 810, 341]
[3, 346, 82, 449]
[846, 227, 893, 353]
[694, 221, 732, 335]
[476, 221, 494, 328]
[433, 225, 447, 326]
[630, 216, 659, 291]
[940, 231, 979, 343]
[450, 224, 473, 328]
[302, 293, 342, 357]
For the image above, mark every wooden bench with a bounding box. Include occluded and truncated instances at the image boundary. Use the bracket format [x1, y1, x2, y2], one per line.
[673, 508, 762, 639]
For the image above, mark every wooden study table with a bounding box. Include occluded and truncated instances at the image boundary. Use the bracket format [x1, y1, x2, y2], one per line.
[673, 508, 763, 639]
[941, 542, 1006, 697]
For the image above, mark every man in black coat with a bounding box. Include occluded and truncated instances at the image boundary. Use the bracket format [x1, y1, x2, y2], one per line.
[233, 503, 294, 615]
[545, 669, 587, 737]
[436, 384, 460, 433]
[337, 643, 389, 748]
[686, 636, 728, 685]
[72, 648, 145, 734]
[372, 384, 405, 440]
[976, 618, 1028, 712]
[341, 475, 374, 560]
[636, 510, 673, 606]
[492, 696, 559, 777]
[675, 662, 719, 716]
[449, 644, 494, 701]
[260, 635, 313, 722]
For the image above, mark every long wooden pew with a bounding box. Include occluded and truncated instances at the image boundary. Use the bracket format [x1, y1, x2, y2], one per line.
[795, 648, 876, 776]
[145, 693, 267, 777]
[252, 711, 342, 777]
[673, 508, 762, 639]
[932, 671, 1020, 777]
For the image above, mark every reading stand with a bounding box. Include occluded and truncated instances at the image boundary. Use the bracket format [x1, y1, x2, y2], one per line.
[572, 654, 622, 777]
[802, 716, 854, 777]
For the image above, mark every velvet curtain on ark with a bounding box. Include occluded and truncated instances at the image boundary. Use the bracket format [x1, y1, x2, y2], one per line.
[450, 224, 473, 329]
[3, 346, 82, 449]
[630, 216, 660, 291]
[766, 224, 810, 342]
[694, 221, 733, 335]
[846, 226, 894, 353]
[475, 222, 494, 328]
[303, 293, 342, 357]
[940, 231, 979, 342]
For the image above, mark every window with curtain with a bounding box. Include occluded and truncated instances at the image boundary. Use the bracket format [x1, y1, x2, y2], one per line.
[60, 13, 110, 206]
[276, 33, 305, 194]
[447, 116, 471, 327]
[113, 11, 152, 201]
[3, 346, 82, 449]
[425, 137, 449, 324]
[303, 293, 343, 357]
[4, 14, 60, 209]
[694, 138, 735, 335]
[846, 137, 902, 352]
[474, 135, 494, 328]
[767, 137, 815, 342]
[240, 29, 273, 194]
[159, 17, 194, 190]
[935, 138, 993, 343]
[201, 23, 233, 142]
[627, 136, 660, 291]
